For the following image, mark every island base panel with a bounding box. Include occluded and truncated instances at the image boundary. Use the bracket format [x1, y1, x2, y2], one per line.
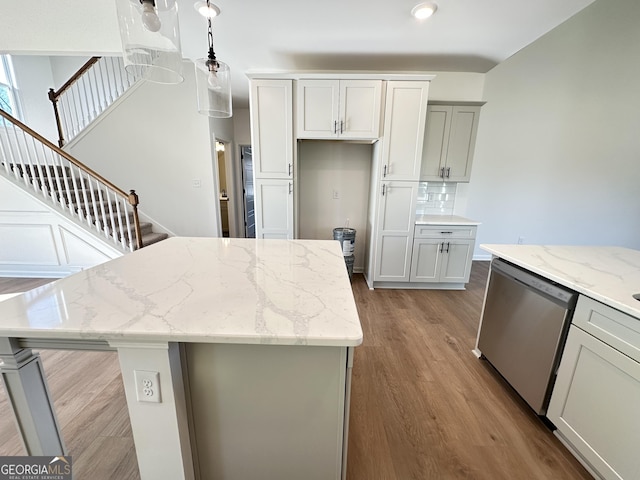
[186, 343, 349, 480]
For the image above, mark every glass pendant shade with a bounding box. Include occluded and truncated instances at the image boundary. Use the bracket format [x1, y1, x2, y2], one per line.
[115, 0, 184, 84]
[195, 59, 232, 118]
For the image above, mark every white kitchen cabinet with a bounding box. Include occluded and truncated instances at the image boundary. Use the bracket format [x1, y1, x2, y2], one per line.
[410, 225, 476, 283]
[373, 181, 419, 282]
[251, 79, 293, 179]
[548, 323, 640, 480]
[296, 79, 382, 140]
[380, 81, 430, 181]
[254, 179, 294, 239]
[420, 104, 482, 182]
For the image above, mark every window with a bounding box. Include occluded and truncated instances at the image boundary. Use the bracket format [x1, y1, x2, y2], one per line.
[0, 55, 20, 122]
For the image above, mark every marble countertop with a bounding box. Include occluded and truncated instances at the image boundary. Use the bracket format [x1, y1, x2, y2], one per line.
[481, 244, 640, 319]
[415, 214, 481, 225]
[0, 238, 363, 347]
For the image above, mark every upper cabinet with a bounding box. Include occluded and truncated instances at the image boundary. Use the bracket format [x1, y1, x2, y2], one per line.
[296, 79, 382, 140]
[250, 79, 294, 179]
[379, 81, 430, 181]
[420, 103, 482, 183]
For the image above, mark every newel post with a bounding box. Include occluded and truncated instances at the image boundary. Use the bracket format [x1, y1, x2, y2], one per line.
[48, 88, 65, 148]
[128, 190, 143, 250]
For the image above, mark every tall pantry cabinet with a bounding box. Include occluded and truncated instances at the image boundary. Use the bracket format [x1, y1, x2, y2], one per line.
[250, 79, 294, 239]
[373, 81, 430, 282]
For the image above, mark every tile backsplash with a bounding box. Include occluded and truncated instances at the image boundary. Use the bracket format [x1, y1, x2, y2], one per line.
[416, 182, 457, 215]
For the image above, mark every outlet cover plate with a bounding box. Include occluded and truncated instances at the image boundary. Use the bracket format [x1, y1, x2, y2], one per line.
[134, 370, 161, 403]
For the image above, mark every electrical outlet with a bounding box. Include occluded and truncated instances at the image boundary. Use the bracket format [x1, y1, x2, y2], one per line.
[332, 189, 340, 200]
[192, 179, 201, 188]
[134, 370, 161, 403]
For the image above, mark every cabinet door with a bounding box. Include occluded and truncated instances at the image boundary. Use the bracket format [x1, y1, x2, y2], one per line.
[420, 105, 452, 181]
[445, 106, 481, 182]
[548, 325, 640, 480]
[338, 80, 382, 140]
[251, 80, 294, 178]
[380, 81, 430, 181]
[374, 181, 418, 282]
[254, 179, 294, 239]
[439, 240, 474, 283]
[409, 239, 441, 282]
[296, 80, 339, 139]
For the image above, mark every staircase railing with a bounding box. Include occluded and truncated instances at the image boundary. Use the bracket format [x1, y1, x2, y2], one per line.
[48, 56, 138, 148]
[0, 108, 143, 251]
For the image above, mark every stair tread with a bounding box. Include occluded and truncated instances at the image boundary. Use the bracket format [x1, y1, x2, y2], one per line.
[141, 232, 169, 247]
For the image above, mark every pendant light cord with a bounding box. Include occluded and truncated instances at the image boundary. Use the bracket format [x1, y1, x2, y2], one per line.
[206, 0, 219, 70]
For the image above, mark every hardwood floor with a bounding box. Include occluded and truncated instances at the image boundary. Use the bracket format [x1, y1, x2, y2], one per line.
[0, 268, 591, 479]
[347, 263, 591, 480]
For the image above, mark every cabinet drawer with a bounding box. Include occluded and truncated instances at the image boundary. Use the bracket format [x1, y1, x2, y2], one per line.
[573, 295, 640, 363]
[413, 225, 477, 239]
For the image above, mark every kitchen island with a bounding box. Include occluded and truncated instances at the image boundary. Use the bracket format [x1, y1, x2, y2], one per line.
[476, 244, 640, 480]
[0, 237, 362, 480]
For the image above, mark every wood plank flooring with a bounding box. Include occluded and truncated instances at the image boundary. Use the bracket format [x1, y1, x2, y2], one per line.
[0, 266, 592, 479]
[347, 263, 591, 480]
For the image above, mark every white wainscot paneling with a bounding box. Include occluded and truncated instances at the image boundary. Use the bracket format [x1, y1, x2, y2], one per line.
[0, 222, 60, 265]
[58, 225, 114, 267]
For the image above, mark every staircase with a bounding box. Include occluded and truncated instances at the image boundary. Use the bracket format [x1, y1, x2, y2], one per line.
[0, 108, 168, 253]
[0, 56, 170, 254]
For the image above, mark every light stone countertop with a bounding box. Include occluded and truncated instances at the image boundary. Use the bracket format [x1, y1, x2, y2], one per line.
[0, 238, 363, 346]
[415, 214, 481, 225]
[481, 244, 640, 320]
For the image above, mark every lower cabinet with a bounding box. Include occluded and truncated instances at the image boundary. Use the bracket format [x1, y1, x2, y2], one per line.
[409, 225, 476, 285]
[410, 238, 474, 283]
[254, 179, 294, 239]
[548, 298, 640, 480]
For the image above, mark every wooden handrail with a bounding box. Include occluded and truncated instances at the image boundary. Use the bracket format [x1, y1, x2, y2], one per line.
[48, 56, 101, 147]
[0, 108, 143, 249]
[49, 57, 101, 101]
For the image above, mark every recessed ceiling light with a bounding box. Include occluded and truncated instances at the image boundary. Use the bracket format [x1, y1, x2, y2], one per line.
[194, 1, 220, 18]
[411, 2, 438, 20]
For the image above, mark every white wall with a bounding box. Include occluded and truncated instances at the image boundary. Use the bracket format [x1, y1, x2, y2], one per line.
[68, 61, 220, 237]
[298, 141, 373, 271]
[49, 56, 91, 88]
[11, 56, 58, 143]
[460, 0, 640, 257]
[427, 72, 485, 102]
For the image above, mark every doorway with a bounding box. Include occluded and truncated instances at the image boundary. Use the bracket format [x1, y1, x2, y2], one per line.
[240, 145, 255, 238]
[216, 141, 230, 237]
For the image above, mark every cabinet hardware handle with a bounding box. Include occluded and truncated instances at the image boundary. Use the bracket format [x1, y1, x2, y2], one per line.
[288, 163, 292, 176]
[383, 165, 388, 177]
[440, 231, 453, 234]
[340, 120, 344, 134]
[446, 167, 451, 178]
[334, 120, 338, 134]
[440, 167, 444, 178]
[439, 242, 443, 253]
[382, 184, 386, 196]
[445, 242, 450, 253]
[289, 182, 292, 194]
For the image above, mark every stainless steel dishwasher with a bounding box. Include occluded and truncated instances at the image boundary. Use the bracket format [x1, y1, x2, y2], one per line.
[477, 258, 578, 416]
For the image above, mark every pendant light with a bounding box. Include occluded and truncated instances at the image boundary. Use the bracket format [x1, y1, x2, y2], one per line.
[115, 0, 184, 84]
[194, 1, 232, 118]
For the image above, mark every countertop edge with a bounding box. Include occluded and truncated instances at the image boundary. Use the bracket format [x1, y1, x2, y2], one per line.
[480, 244, 640, 320]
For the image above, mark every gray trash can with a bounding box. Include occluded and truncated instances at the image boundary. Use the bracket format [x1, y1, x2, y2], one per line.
[333, 228, 356, 281]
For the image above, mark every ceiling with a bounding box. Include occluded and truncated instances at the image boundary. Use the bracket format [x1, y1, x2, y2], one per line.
[0, 0, 597, 108]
